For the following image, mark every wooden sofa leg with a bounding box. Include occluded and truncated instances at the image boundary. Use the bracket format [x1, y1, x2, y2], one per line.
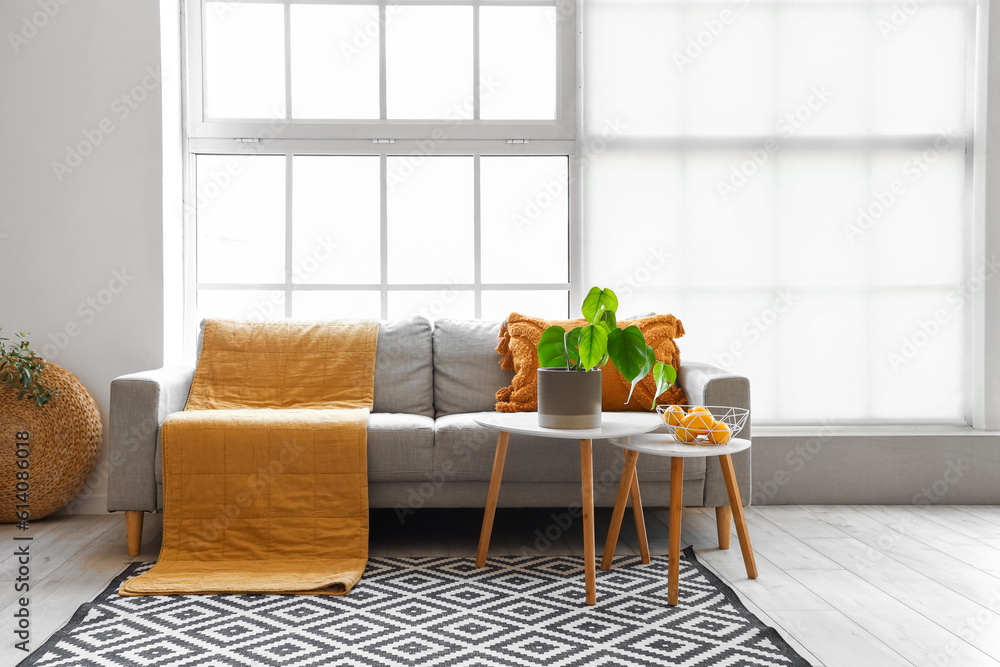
[126, 511, 144, 557]
[716, 506, 732, 550]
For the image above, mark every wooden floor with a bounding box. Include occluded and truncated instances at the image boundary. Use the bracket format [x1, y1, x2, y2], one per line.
[3, 505, 1000, 667]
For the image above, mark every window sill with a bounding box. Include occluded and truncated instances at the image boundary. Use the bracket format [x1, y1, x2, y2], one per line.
[753, 424, 1000, 438]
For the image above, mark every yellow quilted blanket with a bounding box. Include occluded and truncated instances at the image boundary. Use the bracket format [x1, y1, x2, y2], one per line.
[120, 319, 378, 596]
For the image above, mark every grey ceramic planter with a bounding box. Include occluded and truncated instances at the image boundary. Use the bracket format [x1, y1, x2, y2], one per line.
[537, 368, 602, 429]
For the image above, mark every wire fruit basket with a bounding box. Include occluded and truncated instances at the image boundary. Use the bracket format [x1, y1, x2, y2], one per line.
[655, 405, 749, 446]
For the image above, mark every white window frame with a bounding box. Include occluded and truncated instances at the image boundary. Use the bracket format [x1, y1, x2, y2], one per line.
[184, 0, 577, 140]
[180, 0, 579, 360]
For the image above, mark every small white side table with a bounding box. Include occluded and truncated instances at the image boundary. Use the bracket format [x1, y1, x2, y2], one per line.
[603, 434, 758, 606]
[473, 412, 661, 605]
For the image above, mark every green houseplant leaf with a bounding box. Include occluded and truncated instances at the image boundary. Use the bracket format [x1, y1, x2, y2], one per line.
[0, 328, 58, 408]
[538, 325, 569, 368]
[606, 326, 648, 382]
[535, 286, 675, 411]
[652, 361, 678, 402]
[577, 323, 608, 369]
[634, 344, 658, 402]
[608, 327, 658, 404]
[581, 287, 618, 325]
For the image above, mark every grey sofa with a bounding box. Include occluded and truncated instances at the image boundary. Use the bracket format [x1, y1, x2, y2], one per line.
[107, 317, 752, 555]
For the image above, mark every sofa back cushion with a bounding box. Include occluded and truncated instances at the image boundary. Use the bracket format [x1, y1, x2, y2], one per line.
[374, 316, 435, 417]
[198, 317, 434, 416]
[433, 319, 514, 417]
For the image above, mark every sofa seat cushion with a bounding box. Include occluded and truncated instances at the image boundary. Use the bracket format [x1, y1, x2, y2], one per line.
[366, 413, 435, 482]
[156, 412, 435, 504]
[433, 412, 706, 485]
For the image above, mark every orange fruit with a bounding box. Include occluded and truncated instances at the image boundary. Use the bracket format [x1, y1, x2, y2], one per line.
[662, 405, 685, 427]
[707, 420, 732, 445]
[674, 426, 699, 443]
[679, 412, 714, 436]
[688, 407, 711, 416]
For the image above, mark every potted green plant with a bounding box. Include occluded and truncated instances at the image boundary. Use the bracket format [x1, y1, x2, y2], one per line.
[0, 328, 58, 407]
[1, 329, 101, 523]
[536, 287, 677, 428]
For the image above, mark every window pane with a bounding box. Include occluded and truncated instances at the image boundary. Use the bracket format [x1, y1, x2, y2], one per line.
[480, 7, 557, 120]
[583, 0, 972, 424]
[776, 9, 871, 136]
[867, 149, 965, 287]
[386, 7, 473, 119]
[198, 289, 286, 322]
[773, 293, 868, 422]
[583, 3, 682, 136]
[387, 290, 474, 321]
[291, 6, 380, 119]
[775, 152, 869, 288]
[871, 6, 967, 135]
[292, 291, 381, 320]
[584, 152, 685, 290]
[870, 289, 963, 422]
[292, 156, 380, 284]
[481, 156, 568, 284]
[196, 155, 285, 284]
[204, 3, 285, 119]
[387, 156, 474, 284]
[482, 290, 568, 321]
[682, 9, 776, 136]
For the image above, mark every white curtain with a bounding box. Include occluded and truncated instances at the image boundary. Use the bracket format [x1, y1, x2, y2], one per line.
[581, 0, 971, 423]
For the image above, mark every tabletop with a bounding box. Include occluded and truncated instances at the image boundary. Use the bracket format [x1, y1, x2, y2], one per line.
[609, 433, 751, 457]
[474, 412, 662, 440]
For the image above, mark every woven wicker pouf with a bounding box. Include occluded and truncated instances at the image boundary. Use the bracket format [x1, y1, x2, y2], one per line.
[0, 363, 102, 522]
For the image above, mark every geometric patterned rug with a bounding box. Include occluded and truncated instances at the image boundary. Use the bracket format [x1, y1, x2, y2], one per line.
[19, 547, 810, 666]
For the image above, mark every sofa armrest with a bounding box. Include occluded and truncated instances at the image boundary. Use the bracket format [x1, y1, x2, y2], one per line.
[680, 362, 752, 507]
[106, 366, 195, 512]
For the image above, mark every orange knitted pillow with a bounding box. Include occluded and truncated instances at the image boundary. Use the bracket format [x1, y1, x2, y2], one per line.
[495, 312, 687, 413]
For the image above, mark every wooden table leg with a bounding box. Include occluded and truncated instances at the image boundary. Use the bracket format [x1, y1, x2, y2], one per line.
[602, 449, 639, 570]
[716, 506, 733, 550]
[629, 468, 650, 564]
[668, 457, 684, 606]
[476, 430, 510, 568]
[580, 438, 596, 606]
[719, 453, 758, 579]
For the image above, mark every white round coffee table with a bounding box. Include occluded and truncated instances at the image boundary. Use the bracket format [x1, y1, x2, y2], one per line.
[473, 412, 661, 606]
[604, 433, 758, 606]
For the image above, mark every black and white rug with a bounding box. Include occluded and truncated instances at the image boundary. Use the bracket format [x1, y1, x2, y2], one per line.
[20, 548, 809, 666]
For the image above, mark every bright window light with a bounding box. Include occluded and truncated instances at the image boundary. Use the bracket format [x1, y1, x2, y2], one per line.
[481, 156, 568, 284]
[290, 5, 380, 119]
[292, 291, 382, 320]
[583, 0, 971, 423]
[203, 2, 285, 119]
[479, 7, 557, 120]
[292, 156, 381, 284]
[386, 7, 473, 119]
[386, 156, 474, 284]
[196, 155, 285, 284]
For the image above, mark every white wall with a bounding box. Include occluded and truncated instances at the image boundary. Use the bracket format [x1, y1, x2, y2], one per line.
[0, 0, 164, 513]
